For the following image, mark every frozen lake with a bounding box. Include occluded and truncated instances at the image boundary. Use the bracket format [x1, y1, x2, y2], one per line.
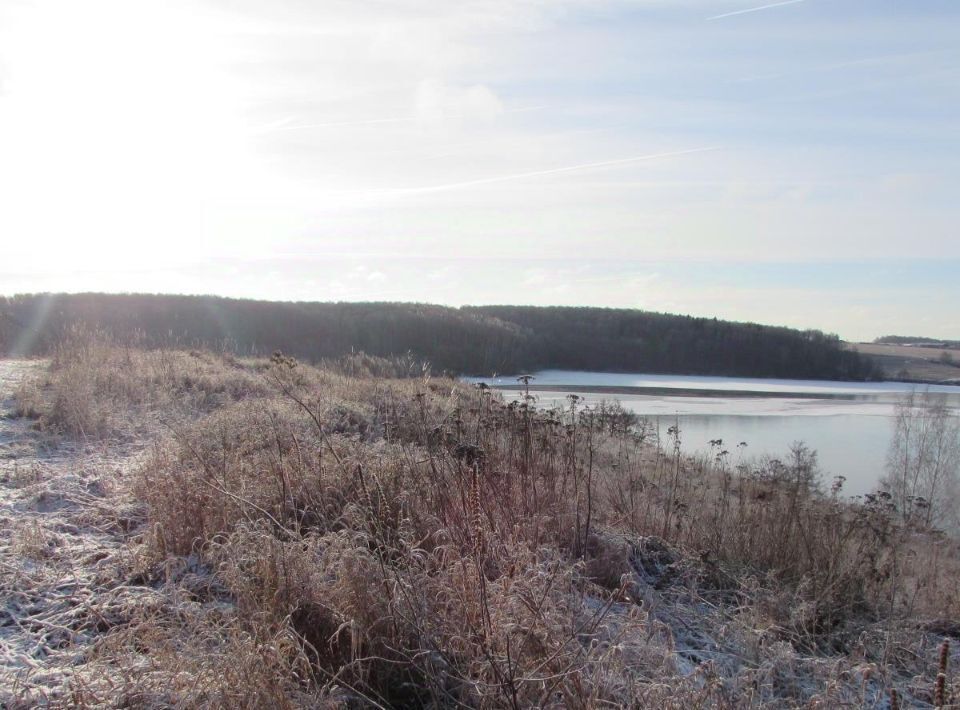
[466, 370, 960, 497]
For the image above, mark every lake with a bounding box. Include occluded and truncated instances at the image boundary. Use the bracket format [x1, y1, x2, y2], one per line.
[465, 370, 960, 497]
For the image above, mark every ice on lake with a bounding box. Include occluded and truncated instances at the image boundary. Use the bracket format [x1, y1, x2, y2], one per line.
[467, 370, 960, 496]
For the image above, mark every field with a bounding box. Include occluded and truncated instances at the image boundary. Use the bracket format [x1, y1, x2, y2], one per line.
[2, 342, 959, 708]
[849, 343, 960, 383]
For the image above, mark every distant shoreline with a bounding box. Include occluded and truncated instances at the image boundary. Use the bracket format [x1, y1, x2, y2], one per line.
[486, 383, 861, 400]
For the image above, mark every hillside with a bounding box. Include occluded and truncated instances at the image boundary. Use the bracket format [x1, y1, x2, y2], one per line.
[850, 342, 960, 384]
[2, 345, 957, 707]
[0, 293, 879, 381]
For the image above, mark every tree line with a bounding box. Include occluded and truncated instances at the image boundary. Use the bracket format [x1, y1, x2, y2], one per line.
[0, 293, 880, 380]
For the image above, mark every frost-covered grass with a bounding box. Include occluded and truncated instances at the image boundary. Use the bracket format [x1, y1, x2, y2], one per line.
[1, 360, 153, 705]
[2, 346, 958, 708]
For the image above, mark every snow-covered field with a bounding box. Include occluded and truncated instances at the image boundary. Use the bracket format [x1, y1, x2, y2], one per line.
[0, 361, 156, 703]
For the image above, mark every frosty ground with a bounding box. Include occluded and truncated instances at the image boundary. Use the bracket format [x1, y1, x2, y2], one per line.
[1, 350, 957, 708]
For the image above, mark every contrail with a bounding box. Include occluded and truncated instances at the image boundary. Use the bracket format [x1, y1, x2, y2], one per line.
[394, 146, 721, 195]
[707, 0, 804, 21]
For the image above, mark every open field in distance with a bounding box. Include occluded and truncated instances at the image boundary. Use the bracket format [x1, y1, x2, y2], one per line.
[848, 343, 960, 383]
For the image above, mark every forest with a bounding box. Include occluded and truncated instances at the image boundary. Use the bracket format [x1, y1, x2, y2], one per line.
[0, 292, 880, 380]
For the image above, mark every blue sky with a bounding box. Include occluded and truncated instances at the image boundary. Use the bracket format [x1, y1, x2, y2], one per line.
[0, 0, 958, 340]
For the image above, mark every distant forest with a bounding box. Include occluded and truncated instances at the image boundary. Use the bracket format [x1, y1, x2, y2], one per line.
[0, 293, 880, 380]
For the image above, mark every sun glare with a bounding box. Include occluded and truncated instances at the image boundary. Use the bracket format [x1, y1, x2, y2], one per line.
[0, 1, 256, 271]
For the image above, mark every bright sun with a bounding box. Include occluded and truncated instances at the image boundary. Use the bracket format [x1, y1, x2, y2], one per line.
[0, 0, 260, 278]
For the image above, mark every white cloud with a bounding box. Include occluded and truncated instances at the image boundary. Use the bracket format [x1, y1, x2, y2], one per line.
[414, 79, 504, 128]
[1, 0, 958, 338]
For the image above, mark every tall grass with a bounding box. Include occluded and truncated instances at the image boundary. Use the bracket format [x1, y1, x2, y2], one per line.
[11, 341, 959, 707]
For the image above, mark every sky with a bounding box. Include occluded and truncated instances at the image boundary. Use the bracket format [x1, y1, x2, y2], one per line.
[0, 0, 958, 341]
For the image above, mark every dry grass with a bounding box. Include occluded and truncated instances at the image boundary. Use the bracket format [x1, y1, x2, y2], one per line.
[13, 336, 268, 440]
[5, 342, 960, 707]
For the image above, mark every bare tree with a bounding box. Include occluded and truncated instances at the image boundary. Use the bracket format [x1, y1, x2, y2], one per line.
[883, 392, 960, 529]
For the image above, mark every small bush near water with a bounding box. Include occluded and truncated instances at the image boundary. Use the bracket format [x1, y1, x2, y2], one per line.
[8, 343, 959, 708]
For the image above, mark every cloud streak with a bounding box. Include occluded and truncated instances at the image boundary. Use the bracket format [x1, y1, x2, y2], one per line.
[706, 0, 804, 21]
[391, 146, 721, 195]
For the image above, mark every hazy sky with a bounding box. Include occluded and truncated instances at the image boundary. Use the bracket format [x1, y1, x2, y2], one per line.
[1, 0, 958, 341]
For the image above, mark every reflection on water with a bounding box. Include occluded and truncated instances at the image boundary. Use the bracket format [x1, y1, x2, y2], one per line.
[467, 371, 960, 497]
[646, 414, 888, 497]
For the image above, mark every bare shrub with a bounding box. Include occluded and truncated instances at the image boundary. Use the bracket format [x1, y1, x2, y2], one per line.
[883, 391, 960, 529]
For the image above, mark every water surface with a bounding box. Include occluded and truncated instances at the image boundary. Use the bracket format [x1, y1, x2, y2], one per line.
[467, 370, 960, 496]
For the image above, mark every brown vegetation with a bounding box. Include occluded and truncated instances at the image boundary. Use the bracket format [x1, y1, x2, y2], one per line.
[3, 341, 958, 707]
